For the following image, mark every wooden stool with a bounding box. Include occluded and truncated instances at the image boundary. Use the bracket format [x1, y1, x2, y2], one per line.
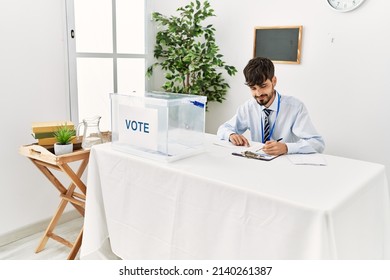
[19, 144, 90, 260]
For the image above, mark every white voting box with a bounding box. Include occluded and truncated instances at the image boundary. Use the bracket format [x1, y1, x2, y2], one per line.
[110, 92, 206, 162]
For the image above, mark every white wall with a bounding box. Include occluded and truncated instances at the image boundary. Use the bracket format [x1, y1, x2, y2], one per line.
[1, 0, 390, 239]
[0, 0, 70, 237]
[148, 0, 390, 179]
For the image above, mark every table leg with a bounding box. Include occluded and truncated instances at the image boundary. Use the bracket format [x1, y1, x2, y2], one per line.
[67, 227, 83, 260]
[35, 198, 69, 253]
[30, 159, 67, 194]
[33, 158, 89, 259]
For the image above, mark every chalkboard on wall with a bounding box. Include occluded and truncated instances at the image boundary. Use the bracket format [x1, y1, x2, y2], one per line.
[253, 26, 302, 64]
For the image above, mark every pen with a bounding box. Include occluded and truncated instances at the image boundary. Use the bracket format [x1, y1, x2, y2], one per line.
[256, 138, 283, 152]
[232, 152, 244, 157]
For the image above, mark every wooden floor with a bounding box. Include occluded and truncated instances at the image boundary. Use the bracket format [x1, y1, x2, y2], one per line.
[0, 218, 83, 260]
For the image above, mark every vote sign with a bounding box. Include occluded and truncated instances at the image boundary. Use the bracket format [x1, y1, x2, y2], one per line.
[118, 105, 158, 150]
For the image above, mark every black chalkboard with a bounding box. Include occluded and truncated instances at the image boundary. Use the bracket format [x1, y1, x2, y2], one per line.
[253, 26, 302, 64]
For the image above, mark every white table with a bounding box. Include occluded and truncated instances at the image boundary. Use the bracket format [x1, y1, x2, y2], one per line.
[80, 135, 390, 259]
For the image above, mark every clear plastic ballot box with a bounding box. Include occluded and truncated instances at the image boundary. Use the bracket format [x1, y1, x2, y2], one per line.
[110, 92, 207, 162]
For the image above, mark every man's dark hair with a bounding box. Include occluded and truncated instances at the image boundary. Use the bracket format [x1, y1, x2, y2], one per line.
[243, 57, 275, 87]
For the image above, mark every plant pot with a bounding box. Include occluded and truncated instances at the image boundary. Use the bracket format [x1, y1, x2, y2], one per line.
[54, 143, 73, 156]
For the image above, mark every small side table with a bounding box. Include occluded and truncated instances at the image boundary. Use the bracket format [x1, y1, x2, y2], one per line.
[19, 144, 90, 260]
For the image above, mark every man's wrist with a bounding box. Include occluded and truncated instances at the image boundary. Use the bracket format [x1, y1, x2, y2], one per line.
[228, 133, 236, 142]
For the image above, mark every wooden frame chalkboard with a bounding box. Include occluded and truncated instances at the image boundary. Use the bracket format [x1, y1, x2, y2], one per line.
[253, 26, 302, 64]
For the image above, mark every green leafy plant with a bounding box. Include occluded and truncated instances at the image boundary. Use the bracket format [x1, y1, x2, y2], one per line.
[54, 124, 75, 145]
[146, 0, 237, 105]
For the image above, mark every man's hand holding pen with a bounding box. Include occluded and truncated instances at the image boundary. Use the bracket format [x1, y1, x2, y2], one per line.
[261, 138, 287, 155]
[229, 134, 287, 156]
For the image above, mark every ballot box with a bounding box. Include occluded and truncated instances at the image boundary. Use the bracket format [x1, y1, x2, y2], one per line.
[110, 92, 206, 162]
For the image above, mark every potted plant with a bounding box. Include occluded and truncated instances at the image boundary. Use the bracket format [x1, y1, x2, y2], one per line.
[53, 123, 76, 155]
[146, 0, 237, 107]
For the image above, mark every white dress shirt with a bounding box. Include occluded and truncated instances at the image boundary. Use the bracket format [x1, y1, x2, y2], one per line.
[217, 91, 325, 154]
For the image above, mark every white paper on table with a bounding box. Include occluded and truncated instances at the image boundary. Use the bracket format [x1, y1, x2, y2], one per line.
[213, 139, 264, 152]
[286, 153, 327, 166]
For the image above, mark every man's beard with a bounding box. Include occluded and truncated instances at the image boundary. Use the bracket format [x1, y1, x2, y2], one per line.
[255, 90, 275, 106]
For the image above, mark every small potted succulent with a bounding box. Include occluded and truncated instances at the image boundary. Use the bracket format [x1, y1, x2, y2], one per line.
[53, 123, 76, 155]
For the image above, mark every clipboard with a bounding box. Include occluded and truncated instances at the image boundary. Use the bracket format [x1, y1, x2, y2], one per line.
[214, 139, 280, 161]
[232, 151, 280, 161]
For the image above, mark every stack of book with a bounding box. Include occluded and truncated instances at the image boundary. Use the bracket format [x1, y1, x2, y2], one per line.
[32, 121, 76, 146]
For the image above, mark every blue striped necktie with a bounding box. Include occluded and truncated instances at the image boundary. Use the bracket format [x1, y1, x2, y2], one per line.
[263, 109, 271, 143]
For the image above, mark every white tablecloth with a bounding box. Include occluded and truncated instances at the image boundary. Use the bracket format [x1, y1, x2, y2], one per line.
[81, 135, 390, 259]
